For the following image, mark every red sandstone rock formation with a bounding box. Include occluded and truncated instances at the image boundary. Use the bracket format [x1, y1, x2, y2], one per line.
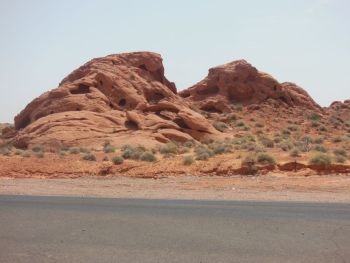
[179, 60, 321, 113]
[13, 52, 220, 149]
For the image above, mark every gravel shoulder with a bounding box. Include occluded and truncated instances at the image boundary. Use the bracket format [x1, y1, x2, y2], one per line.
[1, 175, 350, 203]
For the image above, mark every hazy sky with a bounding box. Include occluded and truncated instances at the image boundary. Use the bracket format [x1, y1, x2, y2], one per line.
[0, 0, 349, 123]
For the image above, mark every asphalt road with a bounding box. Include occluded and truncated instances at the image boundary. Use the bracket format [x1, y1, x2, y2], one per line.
[0, 195, 349, 263]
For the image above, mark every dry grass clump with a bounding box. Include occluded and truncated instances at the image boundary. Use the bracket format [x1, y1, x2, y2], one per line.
[256, 153, 276, 164]
[140, 151, 157, 162]
[309, 153, 331, 165]
[112, 156, 124, 165]
[182, 155, 194, 165]
[82, 153, 97, 161]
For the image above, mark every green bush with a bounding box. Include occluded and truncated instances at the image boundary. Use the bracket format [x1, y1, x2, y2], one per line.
[31, 144, 43, 153]
[195, 145, 213, 160]
[332, 136, 344, 143]
[256, 153, 276, 164]
[210, 142, 232, 155]
[308, 112, 321, 121]
[309, 153, 331, 165]
[82, 154, 97, 161]
[103, 143, 116, 153]
[313, 145, 328, 153]
[112, 156, 124, 165]
[159, 142, 178, 155]
[79, 147, 90, 153]
[213, 122, 228, 132]
[183, 155, 194, 165]
[69, 147, 81, 154]
[241, 155, 258, 174]
[140, 151, 157, 162]
[259, 137, 274, 148]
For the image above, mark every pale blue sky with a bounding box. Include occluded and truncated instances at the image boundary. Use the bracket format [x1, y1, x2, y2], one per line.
[0, 0, 349, 123]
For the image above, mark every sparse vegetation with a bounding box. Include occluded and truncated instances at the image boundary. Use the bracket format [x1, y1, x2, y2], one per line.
[69, 147, 81, 154]
[82, 153, 97, 161]
[334, 155, 346, 163]
[122, 145, 144, 160]
[112, 156, 124, 165]
[210, 142, 232, 155]
[35, 151, 44, 158]
[289, 148, 300, 157]
[287, 125, 298, 132]
[256, 153, 276, 165]
[309, 153, 331, 165]
[194, 145, 214, 160]
[159, 142, 178, 155]
[308, 112, 321, 121]
[31, 144, 43, 153]
[213, 122, 228, 132]
[183, 140, 195, 148]
[332, 136, 344, 143]
[241, 155, 258, 175]
[333, 148, 347, 157]
[236, 121, 245, 127]
[103, 143, 116, 153]
[259, 136, 274, 148]
[183, 155, 194, 165]
[140, 151, 157, 162]
[313, 145, 328, 153]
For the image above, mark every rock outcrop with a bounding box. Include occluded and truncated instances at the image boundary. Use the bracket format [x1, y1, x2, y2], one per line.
[180, 60, 321, 113]
[8, 53, 340, 151]
[13, 52, 220, 149]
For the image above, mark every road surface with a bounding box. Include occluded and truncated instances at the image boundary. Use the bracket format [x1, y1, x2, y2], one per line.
[0, 195, 349, 263]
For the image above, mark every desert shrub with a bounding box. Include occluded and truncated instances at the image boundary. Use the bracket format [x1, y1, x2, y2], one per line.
[57, 150, 66, 157]
[122, 146, 142, 160]
[213, 122, 228, 132]
[79, 147, 90, 153]
[194, 145, 214, 160]
[159, 142, 178, 155]
[332, 136, 344, 143]
[14, 149, 23, 155]
[319, 125, 327, 132]
[290, 148, 301, 157]
[313, 137, 324, 144]
[236, 121, 245, 127]
[0, 147, 11, 156]
[308, 112, 321, 121]
[69, 147, 81, 154]
[313, 145, 328, 153]
[31, 144, 43, 153]
[287, 125, 299, 132]
[112, 156, 124, 165]
[183, 155, 194, 165]
[333, 148, 347, 157]
[334, 155, 346, 163]
[140, 151, 157, 162]
[302, 136, 313, 144]
[329, 116, 342, 127]
[82, 153, 97, 161]
[255, 123, 264, 128]
[226, 113, 237, 122]
[256, 153, 276, 164]
[183, 140, 195, 148]
[345, 120, 350, 128]
[103, 144, 116, 153]
[309, 153, 331, 165]
[279, 141, 293, 152]
[241, 155, 258, 174]
[210, 142, 232, 155]
[259, 136, 274, 148]
[102, 156, 109, 161]
[282, 129, 291, 136]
